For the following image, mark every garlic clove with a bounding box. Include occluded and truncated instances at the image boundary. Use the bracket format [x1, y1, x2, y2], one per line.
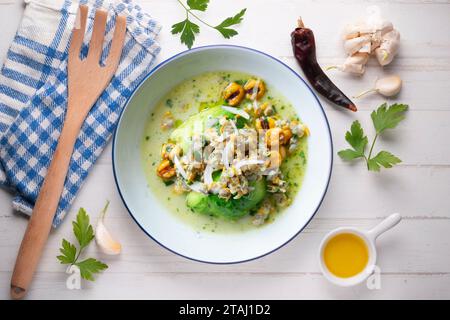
[359, 41, 372, 54]
[341, 63, 366, 75]
[375, 75, 402, 97]
[95, 201, 122, 255]
[375, 30, 400, 66]
[347, 52, 370, 65]
[343, 52, 370, 75]
[343, 30, 360, 41]
[96, 222, 122, 255]
[354, 75, 402, 98]
[342, 21, 367, 40]
[344, 35, 371, 55]
[326, 52, 369, 75]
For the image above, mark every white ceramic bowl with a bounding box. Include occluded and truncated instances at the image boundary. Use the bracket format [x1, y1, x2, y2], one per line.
[113, 45, 333, 264]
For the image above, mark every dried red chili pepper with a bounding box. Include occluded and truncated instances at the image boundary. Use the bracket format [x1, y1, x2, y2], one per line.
[291, 19, 357, 112]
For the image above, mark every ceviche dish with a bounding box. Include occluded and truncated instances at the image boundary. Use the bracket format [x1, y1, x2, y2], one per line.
[142, 71, 309, 233]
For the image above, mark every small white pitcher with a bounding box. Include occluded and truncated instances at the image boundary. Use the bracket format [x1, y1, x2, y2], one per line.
[319, 213, 402, 287]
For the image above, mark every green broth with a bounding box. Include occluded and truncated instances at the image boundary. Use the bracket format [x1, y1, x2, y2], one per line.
[141, 71, 307, 233]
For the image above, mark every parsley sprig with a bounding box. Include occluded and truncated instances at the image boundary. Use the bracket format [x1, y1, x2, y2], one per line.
[57, 208, 107, 281]
[172, 0, 246, 49]
[338, 103, 408, 172]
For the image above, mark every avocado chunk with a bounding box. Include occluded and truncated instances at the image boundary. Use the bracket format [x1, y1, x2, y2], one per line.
[170, 105, 232, 153]
[186, 178, 267, 219]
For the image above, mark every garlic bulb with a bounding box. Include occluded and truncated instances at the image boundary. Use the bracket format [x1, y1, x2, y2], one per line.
[354, 75, 402, 98]
[335, 6, 400, 74]
[95, 201, 122, 255]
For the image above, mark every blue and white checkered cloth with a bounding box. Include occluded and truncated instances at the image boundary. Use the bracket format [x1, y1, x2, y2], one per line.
[0, 0, 160, 227]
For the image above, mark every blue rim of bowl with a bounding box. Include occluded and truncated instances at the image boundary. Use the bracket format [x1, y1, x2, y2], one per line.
[112, 44, 333, 264]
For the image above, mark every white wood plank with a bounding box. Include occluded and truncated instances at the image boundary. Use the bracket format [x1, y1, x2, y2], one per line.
[1, 215, 449, 274]
[140, 0, 450, 59]
[0, 272, 449, 300]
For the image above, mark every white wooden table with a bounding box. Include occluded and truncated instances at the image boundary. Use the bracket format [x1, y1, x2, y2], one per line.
[1, 0, 449, 300]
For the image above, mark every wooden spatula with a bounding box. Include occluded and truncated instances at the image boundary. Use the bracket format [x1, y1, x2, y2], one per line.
[10, 5, 126, 299]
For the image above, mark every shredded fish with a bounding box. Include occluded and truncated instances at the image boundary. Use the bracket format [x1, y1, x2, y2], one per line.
[234, 159, 265, 170]
[221, 106, 250, 120]
[203, 163, 214, 186]
[173, 155, 188, 180]
[189, 181, 207, 194]
[221, 138, 234, 168]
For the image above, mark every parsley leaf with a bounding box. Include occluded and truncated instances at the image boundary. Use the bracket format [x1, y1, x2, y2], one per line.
[75, 258, 108, 282]
[187, 0, 209, 11]
[171, 20, 186, 34]
[173, 0, 246, 49]
[367, 151, 402, 172]
[346, 120, 368, 154]
[371, 103, 408, 134]
[338, 149, 365, 161]
[338, 120, 367, 159]
[214, 9, 247, 39]
[57, 206, 108, 281]
[338, 103, 407, 172]
[72, 207, 94, 250]
[171, 19, 200, 49]
[57, 239, 77, 264]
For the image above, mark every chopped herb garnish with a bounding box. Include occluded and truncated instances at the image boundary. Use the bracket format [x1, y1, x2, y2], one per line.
[235, 116, 248, 129]
[163, 180, 174, 186]
[212, 170, 222, 181]
[299, 150, 306, 165]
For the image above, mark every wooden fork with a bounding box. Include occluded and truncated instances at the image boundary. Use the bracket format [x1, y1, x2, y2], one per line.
[10, 5, 126, 299]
